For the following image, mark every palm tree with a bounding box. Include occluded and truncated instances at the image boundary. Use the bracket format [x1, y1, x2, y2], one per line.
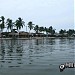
[48, 26, 53, 35]
[67, 29, 75, 36]
[34, 25, 39, 34]
[59, 29, 65, 35]
[39, 26, 44, 33]
[39, 26, 45, 37]
[0, 16, 5, 32]
[0, 16, 5, 37]
[6, 18, 13, 32]
[48, 26, 56, 35]
[45, 27, 49, 34]
[15, 17, 25, 31]
[27, 21, 34, 37]
[15, 17, 25, 38]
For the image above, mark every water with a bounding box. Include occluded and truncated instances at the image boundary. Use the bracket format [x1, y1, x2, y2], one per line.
[0, 38, 75, 75]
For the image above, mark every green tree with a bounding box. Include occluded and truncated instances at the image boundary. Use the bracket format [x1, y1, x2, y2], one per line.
[28, 21, 34, 33]
[39, 26, 44, 33]
[15, 17, 25, 31]
[0, 16, 5, 32]
[48, 26, 53, 35]
[15, 17, 25, 38]
[59, 29, 66, 35]
[34, 25, 39, 33]
[6, 18, 13, 32]
[67, 29, 75, 36]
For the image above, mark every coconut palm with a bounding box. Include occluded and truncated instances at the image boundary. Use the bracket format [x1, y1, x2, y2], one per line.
[48, 26, 55, 35]
[15, 17, 25, 31]
[0, 16, 5, 38]
[15, 17, 25, 38]
[67, 29, 75, 36]
[34, 25, 39, 34]
[6, 18, 13, 32]
[28, 21, 34, 37]
[45, 27, 49, 34]
[28, 21, 34, 32]
[39, 26, 45, 37]
[0, 16, 5, 32]
[39, 26, 44, 33]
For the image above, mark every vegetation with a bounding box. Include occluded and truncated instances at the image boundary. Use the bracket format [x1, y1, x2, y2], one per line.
[0, 16, 75, 38]
[34, 25, 39, 34]
[15, 17, 25, 32]
[27, 21, 34, 33]
[6, 18, 13, 32]
[0, 16, 5, 33]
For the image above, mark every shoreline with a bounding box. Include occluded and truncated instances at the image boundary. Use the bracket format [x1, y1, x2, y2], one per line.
[0, 37, 75, 40]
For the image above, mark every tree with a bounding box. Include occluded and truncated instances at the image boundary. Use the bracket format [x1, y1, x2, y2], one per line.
[52, 29, 55, 35]
[48, 26, 53, 35]
[6, 18, 13, 32]
[28, 21, 34, 33]
[0, 16, 5, 32]
[15, 17, 25, 38]
[67, 29, 75, 36]
[15, 17, 25, 31]
[39, 26, 44, 33]
[34, 25, 39, 34]
[59, 29, 66, 35]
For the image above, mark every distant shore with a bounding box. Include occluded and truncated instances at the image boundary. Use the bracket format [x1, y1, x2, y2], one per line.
[0, 37, 75, 40]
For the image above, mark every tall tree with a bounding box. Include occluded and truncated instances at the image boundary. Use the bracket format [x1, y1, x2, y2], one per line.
[15, 17, 25, 31]
[48, 26, 53, 35]
[67, 29, 75, 36]
[15, 17, 25, 38]
[6, 18, 13, 32]
[34, 25, 39, 34]
[28, 21, 34, 34]
[59, 29, 66, 35]
[48, 26, 55, 35]
[0, 16, 5, 32]
[39, 26, 44, 33]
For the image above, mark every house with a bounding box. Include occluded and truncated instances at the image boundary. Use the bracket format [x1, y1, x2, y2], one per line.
[8, 32, 19, 38]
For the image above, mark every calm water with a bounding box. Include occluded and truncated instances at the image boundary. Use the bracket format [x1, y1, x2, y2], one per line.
[0, 38, 75, 75]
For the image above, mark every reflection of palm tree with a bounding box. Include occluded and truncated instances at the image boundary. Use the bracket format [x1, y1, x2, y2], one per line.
[0, 40, 5, 60]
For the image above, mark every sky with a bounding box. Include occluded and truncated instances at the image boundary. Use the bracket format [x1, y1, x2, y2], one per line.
[0, 0, 74, 32]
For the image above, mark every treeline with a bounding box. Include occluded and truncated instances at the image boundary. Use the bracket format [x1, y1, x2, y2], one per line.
[0, 16, 75, 37]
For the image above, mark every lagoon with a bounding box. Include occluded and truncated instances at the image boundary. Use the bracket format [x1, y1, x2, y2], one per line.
[0, 38, 75, 75]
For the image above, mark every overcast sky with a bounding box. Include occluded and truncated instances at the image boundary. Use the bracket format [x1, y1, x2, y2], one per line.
[0, 0, 74, 32]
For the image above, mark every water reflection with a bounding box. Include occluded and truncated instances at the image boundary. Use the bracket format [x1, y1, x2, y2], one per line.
[35, 39, 44, 45]
[0, 39, 24, 68]
[45, 38, 56, 45]
[0, 38, 75, 75]
[0, 40, 5, 60]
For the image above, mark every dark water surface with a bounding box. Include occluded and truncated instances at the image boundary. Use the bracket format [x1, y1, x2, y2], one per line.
[0, 38, 75, 75]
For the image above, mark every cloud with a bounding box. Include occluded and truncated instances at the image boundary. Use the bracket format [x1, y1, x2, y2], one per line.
[0, 0, 74, 31]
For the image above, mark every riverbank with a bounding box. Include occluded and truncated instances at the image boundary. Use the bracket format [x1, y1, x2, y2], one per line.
[0, 37, 75, 40]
